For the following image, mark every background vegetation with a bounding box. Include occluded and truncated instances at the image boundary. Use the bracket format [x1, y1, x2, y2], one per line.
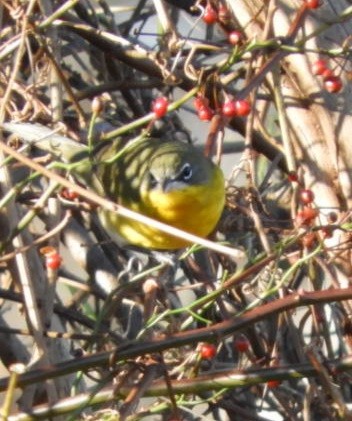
[0, 0, 351, 419]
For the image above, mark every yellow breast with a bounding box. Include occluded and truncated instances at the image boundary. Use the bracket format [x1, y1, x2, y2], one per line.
[100, 165, 225, 250]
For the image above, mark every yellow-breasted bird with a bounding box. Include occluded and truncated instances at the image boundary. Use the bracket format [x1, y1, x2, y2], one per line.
[3, 123, 225, 250]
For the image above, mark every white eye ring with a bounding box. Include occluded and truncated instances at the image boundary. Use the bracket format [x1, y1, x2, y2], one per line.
[180, 163, 193, 181]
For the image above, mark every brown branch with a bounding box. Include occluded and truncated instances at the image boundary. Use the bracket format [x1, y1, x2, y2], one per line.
[0, 286, 351, 391]
[51, 20, 286, 170]
[8, 354, 352, 420]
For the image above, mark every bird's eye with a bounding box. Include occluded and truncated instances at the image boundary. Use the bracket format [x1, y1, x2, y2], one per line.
[180, 163, 193, 181]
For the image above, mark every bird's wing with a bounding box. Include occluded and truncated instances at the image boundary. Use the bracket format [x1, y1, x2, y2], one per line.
[1, 122, 106, 193]
[2, 122, 87, 162]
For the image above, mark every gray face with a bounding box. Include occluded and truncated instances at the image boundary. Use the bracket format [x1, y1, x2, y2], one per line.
[142, 144, 213, 194]
[147, 161, 195, 193]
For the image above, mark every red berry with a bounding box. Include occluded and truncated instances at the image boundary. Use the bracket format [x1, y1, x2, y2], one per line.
[222, 100, 237, 117]
[194, 95, 209, 110]
[234, 99, 251, 116]
[234, 336, 250, 353]
[45, 252, 62, 270]
[228, 30, 243, 46]
[203, 4, 218, 25]
[304, 0, 320, 8]
[295, 207, 319, 226]
[321, 68, 333, 78]
[287, 171, 298, 182]
[311, 59, 328, 76]
[299, 189, 314, 204]
[200, 343, 216, 360]
[197, 105, 214, 121]
[267, 379, 281, 389]
[323, 75, 343, 93]
[61, 188, 79, 200]
[152, 96, 168, 118]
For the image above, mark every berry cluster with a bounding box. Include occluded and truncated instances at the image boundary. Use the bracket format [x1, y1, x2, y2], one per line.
[193, 95, 214, 121]
[312, 58, 343, 93]
[202, 3, 235, 25]
[287, 176, 316, 223]
[291, 184, 319, 227]
[193, 94, 251, 121]
[287, 176, 335, 242]
[200, 335, 251, 360]
[151, 94, 252, 122]
[202, 2, 244, 45]
[150, 4, 250, 123]
[222, 98, 251, 117]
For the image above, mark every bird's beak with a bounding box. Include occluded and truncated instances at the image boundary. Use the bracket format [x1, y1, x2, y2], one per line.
[161, 178, 172, 193]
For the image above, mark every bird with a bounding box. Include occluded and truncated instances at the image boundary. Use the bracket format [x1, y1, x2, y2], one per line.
[2, 123, 225, 250]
